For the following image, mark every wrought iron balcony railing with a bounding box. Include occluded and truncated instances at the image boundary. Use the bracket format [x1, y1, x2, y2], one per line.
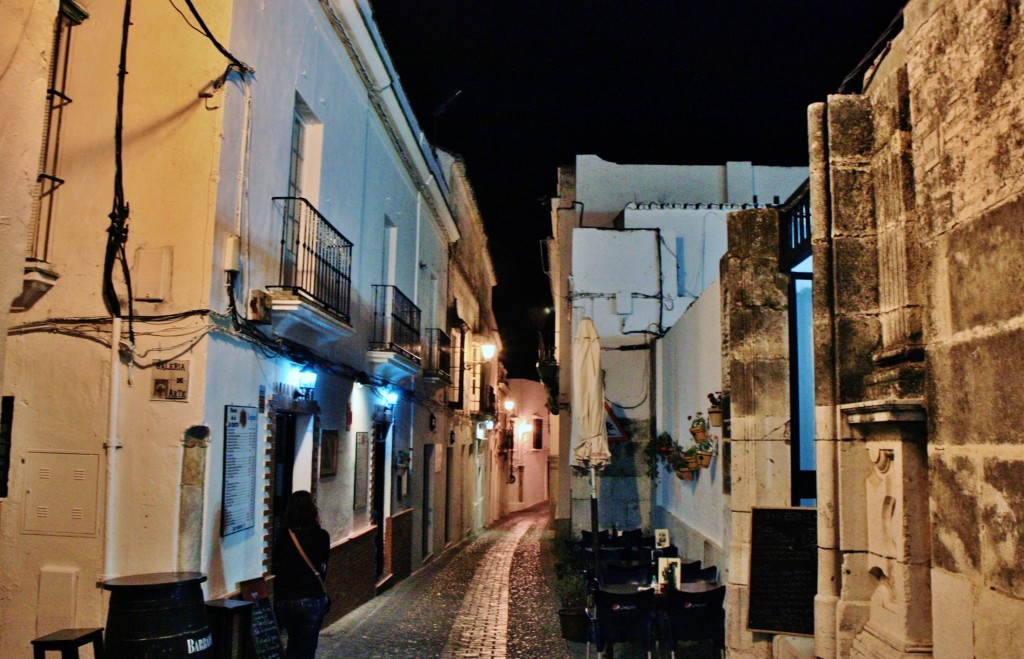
[778, 179, 812, 272]
[423, 328, 452, 382]
[271, 197, 353, 321]
[370, 285, 422, 364]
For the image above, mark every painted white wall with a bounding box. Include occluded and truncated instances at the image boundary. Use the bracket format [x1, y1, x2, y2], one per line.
[655, 280, 724, 547]
[574, 154, 807, 227]
[506, 379, 550, 511]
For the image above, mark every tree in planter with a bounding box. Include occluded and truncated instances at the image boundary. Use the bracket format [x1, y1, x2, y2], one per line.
[556, 572, 590, 642]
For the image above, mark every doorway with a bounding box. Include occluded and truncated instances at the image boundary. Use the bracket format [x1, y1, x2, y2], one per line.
[444, 446, 454, 546]
[272, 412, 297, 543]
[422, 443, 434, 557]
[788, 258, 816, 506]
[372, 420, 388, 579]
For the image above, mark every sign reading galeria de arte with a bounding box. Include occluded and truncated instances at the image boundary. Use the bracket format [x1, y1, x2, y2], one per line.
[151, 359, 190, 401]
[222, 405, 258, 536]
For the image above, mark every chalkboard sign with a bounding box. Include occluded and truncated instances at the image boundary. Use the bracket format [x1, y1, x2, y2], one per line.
[239, 577, 282, 659]
[748, 506, 817, 636]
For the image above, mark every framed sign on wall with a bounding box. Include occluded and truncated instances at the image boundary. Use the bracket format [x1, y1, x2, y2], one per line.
[222, 405, 258, 536]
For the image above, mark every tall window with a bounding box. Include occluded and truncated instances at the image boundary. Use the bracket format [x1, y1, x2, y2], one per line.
[789, 256, 816, 506]
[533, 417, 543, 450]
[30, 1, 88, 262]
[281, 95, 322, 285]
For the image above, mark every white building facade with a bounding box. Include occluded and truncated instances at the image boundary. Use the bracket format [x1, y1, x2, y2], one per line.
[0, 0, 501, 654]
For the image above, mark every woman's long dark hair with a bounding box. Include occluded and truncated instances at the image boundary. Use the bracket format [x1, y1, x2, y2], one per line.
[284, 490, 320, 531]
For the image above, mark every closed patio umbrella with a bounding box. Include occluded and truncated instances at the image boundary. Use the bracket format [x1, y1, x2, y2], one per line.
[571, 317, 609, 562]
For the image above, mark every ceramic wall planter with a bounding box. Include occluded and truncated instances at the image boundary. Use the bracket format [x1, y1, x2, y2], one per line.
[708, 407, 723, 427]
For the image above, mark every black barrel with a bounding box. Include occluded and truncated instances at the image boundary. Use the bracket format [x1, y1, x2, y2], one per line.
[102, 571, 213, 657]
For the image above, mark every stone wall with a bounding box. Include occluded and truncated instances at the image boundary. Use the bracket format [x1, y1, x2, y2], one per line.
[721, 208, 792, 658]
[809, 1, 1024, 656]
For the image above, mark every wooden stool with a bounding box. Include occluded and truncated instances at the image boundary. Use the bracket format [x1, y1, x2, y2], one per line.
[31, 628, 105, 659]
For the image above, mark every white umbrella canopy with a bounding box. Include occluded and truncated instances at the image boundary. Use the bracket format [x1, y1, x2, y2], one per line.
[572, 317, 610, 468]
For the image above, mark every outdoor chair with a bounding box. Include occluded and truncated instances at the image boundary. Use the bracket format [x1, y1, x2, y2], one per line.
[651, 545, 679, 561]
[586, 588, 655, 659]
[678, 559, 704, 581]
[583, 546, 626, 563]
[581, 529, 612, 546]
[659, 584, 726, 658]
[598, 562, 650, 586]
[682, 565, 718, 584]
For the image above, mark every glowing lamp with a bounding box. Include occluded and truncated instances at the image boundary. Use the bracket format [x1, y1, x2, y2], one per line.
[480, 343, 496, 360]
[504, 399, 515, 412]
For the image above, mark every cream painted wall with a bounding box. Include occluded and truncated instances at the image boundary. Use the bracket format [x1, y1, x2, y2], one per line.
[655, 280, 725, 548]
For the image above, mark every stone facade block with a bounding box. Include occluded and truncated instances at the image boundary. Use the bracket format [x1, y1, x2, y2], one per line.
[835, 597, 871, 659]
[836, 439, 870, 552]
[725, 583, 773, 658]
[975, 586, 1024, 659]
[833, 236, 880, 315]
[726, 209, 779, 260]
[814, 594, 839, 658]
[930, 568, 974, 659]
[980, 457, 1024, 598]
[839, 551, 874, 603]
[827, 94, 875, 158]
[930, 328, 1024, 445]
[753, 439, 791, 508]
[947, 195, 1024, 332]
[836, 316, 881, 404]
[929, 452, 981, 573]
[830, 168, 877, 235]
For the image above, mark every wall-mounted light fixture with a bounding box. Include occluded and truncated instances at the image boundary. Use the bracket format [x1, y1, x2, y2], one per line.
[463, 342, 497, 370]
[503, 399, 515, 412]
[290, 365, 318, 399]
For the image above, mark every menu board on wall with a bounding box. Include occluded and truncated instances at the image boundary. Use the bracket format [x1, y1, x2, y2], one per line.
[222, 405, 258, 536]
[354, 431, 369, 511]
[748, 506, 817, 635]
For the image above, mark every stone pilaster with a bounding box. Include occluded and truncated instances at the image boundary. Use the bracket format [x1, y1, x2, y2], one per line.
[721, 208, 791, 658]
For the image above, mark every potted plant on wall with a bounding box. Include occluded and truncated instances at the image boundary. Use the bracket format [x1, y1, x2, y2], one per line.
[696, 433, 715, 468]
[707, 392, 723, 427]
[645, 432, 681, 484]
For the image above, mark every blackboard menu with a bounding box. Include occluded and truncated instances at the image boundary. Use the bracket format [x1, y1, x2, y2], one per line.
[748, 506, 817, 635]
[240, 577, 283, 659]
[222, 405, 258, 536]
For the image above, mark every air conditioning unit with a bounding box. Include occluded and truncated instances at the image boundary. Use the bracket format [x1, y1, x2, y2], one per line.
[247, 290, 273, 324]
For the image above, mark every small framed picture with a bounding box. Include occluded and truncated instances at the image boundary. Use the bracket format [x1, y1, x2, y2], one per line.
[320, 429, 339, 477]
[655, 528, 670, 549]
[658, 557, 682, 590]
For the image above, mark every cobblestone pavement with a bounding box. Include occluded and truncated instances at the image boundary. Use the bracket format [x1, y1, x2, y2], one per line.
[317, 505, 571, 658]
[315, 505, 718, 658]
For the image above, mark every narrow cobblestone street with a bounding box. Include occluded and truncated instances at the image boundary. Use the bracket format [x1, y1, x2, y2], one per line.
[317, 505, 719, 658]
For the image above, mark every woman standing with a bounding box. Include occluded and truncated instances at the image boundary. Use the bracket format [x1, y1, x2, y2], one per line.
[273, 490, 330, 658]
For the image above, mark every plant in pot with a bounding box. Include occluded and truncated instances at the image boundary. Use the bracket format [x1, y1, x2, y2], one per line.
[644, 431, 683, 484]
[696, 433, 715, 468]
[707, 391, 723, 427]
[556, 571, 590, 642]
[682, 444, 700, 470]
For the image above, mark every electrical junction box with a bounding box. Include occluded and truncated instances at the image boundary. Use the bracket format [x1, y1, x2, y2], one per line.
[248, 289, 273, 324]
[133, 246, 173, 302]
[23, 451, 99, 537]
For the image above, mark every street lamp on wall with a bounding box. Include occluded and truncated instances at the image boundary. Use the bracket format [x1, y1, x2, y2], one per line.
[463, 342, 497, 370]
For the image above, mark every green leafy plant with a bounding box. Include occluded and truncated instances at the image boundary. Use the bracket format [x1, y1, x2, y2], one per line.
[644, 431, 687, 481]
[556, 571, 589, 611]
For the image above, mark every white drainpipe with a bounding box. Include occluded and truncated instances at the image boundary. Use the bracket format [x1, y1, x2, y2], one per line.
[103, 316, 123, 578]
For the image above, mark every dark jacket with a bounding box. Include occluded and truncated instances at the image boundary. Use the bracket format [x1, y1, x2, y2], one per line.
[273, 527, 330, 601]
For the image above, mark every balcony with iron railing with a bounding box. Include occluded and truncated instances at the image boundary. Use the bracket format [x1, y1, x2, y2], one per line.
[368, 284, 422, 381]
[423, 328, 452, 384]
[264, 197, 355, 351]
[778, 179, 812, 272]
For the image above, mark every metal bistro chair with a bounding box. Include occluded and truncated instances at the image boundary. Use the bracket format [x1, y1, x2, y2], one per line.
[597, 561, 650, 586]
[587, 588, 655, 659]
[682, 565, 718, 584]
[659, 584, 726, 658]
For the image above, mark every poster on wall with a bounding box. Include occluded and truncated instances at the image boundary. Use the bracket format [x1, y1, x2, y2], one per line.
[320, 430, 339, 477]
[354, 431, 369, 511]
[151, 359, 190, 401]
[222, 405, 258, 536]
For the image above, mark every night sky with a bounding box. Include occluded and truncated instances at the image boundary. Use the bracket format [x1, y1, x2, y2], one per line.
[370, 1, 907, 378]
